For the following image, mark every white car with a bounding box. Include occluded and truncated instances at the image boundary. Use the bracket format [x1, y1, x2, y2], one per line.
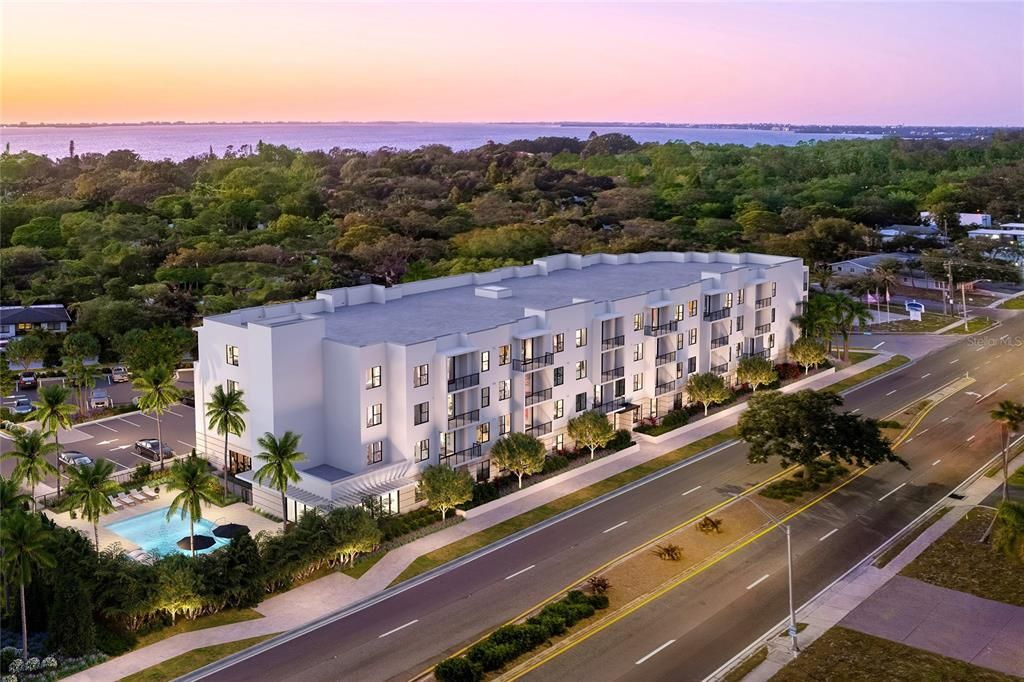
[58, 451, 93, 467]
[89, 389, 113, 409]
[111, 366, 130, 383]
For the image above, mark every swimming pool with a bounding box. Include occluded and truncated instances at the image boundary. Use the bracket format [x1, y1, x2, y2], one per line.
[106, 507, 230, 556]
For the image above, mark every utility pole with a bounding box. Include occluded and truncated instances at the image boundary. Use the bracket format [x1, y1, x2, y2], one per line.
[944, 260, 953, 317]
[961, 283, 969, 331]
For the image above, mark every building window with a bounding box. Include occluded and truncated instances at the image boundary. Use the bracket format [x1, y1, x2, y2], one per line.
[499, 379, 510, 400]
[675, 333, 684, 350]
[555, 433, 564, 451]
[413, 402, 429, 425]
[633, 373, 643, 391]
[688, 328, 697, 346]
[736, 316, 744, 331]
[481, 386, 490, 408]
[366, 441, 383, 465]
[738, 289, 746, 305]
[575, 360, 587, 380]
[675, 304, 684, 321]
[228, 450, 251, 474]
[575, 392, 587, 412]
[479, 351, 490, 372]
[675, 362, 684, 380]
[367, 403, 382, 427]
[771, 308, 776, 322]
[554, 366, 564, 386]
[768, 333, 776, 349]
[633, 343, 644, 361]
[554, 399, 564, 419]
[633, 313, 643, 331]
[771, 281, 777, 296]
[226, 379, 240, 395]
[366, 365, 382, 389]
[446, 394, 456, 418]
[688, 356, 697, 374]
[725, 292, 734, 308]
[498, 345, 511, 366]
[413, 364, 429, 387]
[477, 422, 490, 444]
[688, 300, 697, 317]
[225, 345, 240, 366]
[575, 328, 588, 347]
[553, 333, 564, 353]
[736, 342, 743, 357]
[499, 414, 510, 435]
[415, 439, 430, 462]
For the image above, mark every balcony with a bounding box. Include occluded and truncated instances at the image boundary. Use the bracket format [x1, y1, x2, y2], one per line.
[754, 323, 772, 336]
[655, 351, 676, 366]
[704, 307, 731, 322]
[600, 366, 625, 382]
[512, 353, 554, 372]
[644, 320, 678, 337]
[525, 421, 552, 437]
[743, 349, 771, 361]
[655, 380, 677, 396]
[710, 362, 729, 376]
[601, 335, 625, 350]
[710, 335, 729, 349]
[594, 397, 628, 414]
[447, 373, 480, 392]
[439, 443, 482, 467]
[447, 409, 480, 429]
[755, 297, 772, 310]
[525, 387, 553, 406]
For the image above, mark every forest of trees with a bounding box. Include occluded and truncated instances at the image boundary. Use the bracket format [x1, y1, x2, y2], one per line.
[2, 132, 1023, 359]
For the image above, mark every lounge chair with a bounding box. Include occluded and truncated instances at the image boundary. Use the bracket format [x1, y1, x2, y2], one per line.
[116, 493, 137, 507]
[108, 495, 125, 511]
[141, 486, 159, 499]
[128, 490, 150, 504]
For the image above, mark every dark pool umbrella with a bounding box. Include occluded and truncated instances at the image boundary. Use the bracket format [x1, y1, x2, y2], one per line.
[177, 534, 215, 551]
[212, 523, 250, 539]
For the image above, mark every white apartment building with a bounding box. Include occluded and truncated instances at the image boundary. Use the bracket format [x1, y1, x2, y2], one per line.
[193, 251, 807, 518]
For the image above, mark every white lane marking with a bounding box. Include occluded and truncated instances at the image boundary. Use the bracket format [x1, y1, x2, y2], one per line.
[681, 485, 702, 496]
[965, 391, 982, 398]
[819, 528, 839, 542]
[603, 521, 628, 534]
[976, 346, 986, 352]
[918, 429, 929, 435]
[967, 435, 976, 442]
[636, 640, 676, 665]
[886, 390, 898, 396]
[177, 440, 195, 449]
[872, 342, 885, 349]
[921, 373, 932, 379]
[983, 360, 991, 366]
[96, 439, 117, 446]
[92, 422, 118, 432]
[941, 417, 949, 423]
[879, 482, 908, 501]
[504, 565, 536, 580]
[932, 459, 942, 466]
[976, 383, 1009, 403]
[746, 574, 770, 590]
[378, 619, 418, 638]
[118, 417, 145, 427]
[949, 359, 959, 364]
[164, 408, 182, 417]
[905, 437, 914, 443]
[851, 408, 861, 414]
[1000, 335, 1010, 341]
[139, 413, 158, 421]
[109, 444, 133, 451]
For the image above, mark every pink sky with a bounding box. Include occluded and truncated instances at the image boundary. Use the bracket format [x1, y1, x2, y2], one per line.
[2, 1, 1021, 125]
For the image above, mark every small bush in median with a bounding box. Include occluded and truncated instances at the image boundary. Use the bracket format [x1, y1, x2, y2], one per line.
[652, 543, 683, 561]
[586, 574, 611, 594]
[696, 516, 723, 534]
[434, 656, 481, 682]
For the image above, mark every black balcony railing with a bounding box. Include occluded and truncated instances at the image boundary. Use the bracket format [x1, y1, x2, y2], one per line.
[512, 353, 554, 372]
[754, 323, 772, 336]
[525, 387, 553, 406]
[601, 335, 625, 350]
[447, 373, 480, 392]
[710, 335, 729, 349]
[600, 366, 625, 382]
[439, 443, 482, 467]
[743, 349, 771, 361]
[655, 380, 677, 396]
[525, 421, 552, 437]
[710, 362, 729, 375]
[643, 320, 678, 337]
[755, 297, 772, 309]
[594, 397, 628, 414]
[447, 409, 480, 429]
[655, 351, 676, 366]
[704, 307, 731, 321]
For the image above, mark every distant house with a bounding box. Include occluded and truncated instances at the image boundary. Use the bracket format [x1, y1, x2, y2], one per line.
[830, 253, 958, 292]
[877, 224, 943, 243]
[0, 304, 71, 339]
[920, 211, 992, 228]
[967, 225, 1024, 246]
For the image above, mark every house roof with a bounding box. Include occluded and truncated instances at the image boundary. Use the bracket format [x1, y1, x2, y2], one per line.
[0, 305, 71, 326]
[832, 253, 918, 270]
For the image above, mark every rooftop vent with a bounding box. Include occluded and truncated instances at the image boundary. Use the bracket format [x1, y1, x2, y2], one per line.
[475, 285, 512, 300]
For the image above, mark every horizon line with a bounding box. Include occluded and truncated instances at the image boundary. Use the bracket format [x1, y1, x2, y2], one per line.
[3, 120, 1022, 129]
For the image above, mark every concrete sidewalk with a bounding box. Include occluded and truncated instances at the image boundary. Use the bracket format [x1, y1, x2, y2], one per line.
[66, 353, 895, 682]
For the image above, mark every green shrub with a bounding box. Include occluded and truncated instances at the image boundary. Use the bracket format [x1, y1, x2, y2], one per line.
[46, 574, 95, 656]
[606, 429, 633, 451]
[465, 641, 518, 671]
[434, 656, 482, 682]
[94, 622, 137, 656]
[587, 593, 610, 610]
[542, 454, 569, 474]
[527, 613, 566, 637]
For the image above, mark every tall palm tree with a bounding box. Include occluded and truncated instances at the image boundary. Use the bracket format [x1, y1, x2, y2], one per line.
[830, 293, 872, 361]
[0, 474, 32, 519]
[990, 400, 1024, 502]
[1, 512, 56, 660]
[133, 365, 183, 472]
[1, 430, 58, 511]
[205, 384, 248, 495]
[993, 500, 1024, 561]
[254, 431, 305, 526]
[792, 293, 836, 351]
[61, 356, 94, 416]
[873, 259, 903, 324]
[64, 459, 120, 551]
[166, 457, 220, 557]
[29, 384, 77, 500]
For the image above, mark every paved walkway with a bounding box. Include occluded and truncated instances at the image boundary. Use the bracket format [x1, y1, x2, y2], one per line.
[739, 451, 1024, 682]
[67, 354, 895, 682]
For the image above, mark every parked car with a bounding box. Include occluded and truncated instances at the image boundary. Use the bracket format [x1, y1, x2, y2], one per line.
[58, 451, 93, 467]
[11, 397, 33, 415]
[111, 366, 130, 383]
[135, 439, 174, 461]
[180, 394, 195, 407]
[89, 388, 113, 410]
[17, 372, 37, 390]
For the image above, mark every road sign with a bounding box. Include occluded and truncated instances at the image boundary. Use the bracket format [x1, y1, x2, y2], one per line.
[788, 624, 798, 637]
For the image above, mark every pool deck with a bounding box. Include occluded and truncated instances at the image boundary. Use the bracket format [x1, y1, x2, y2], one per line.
[48, 487, 282, 553]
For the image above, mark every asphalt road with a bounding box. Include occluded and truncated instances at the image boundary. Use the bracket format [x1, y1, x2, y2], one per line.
[197, 315, 1024, 682]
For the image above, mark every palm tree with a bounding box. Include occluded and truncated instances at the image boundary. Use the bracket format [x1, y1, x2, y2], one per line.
[29, 384, 77, 500]
[873, 259, 903, 324]
[254, 431, 305, 526]
[992, 500, 1024, 561]
[205, 384, 248, 495]
[990, 400, 1024, 502]
[792, 293, 836, 352]
[64, 459, 120, 551]
[2, 430, 58, 511]
[1, 512, 56, 660]
[133, 365, 183, 472]
[166, 456, 220, 557]
[830, 293, 872, 361]
[61, 356, 94, 416]
[0, 474, 32, 518]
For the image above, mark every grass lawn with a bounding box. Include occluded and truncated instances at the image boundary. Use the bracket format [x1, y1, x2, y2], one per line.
[341, 551, 385, 579]
[1009, 464, 1024, 489]
[845, 351, 875, 364]
[900, 509, 1024, 607]
[943, 316, 996, 334]
[867, 306, 959, 333]
[133, 609, 263, 649]
[119, 634, 277, 682]
[873, 507, 951, 569]
[770, 626, 1016, 682]
[723, 646, 768, 682]
[998, 297, 1024, 310]
[821, 355, 910, 395]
